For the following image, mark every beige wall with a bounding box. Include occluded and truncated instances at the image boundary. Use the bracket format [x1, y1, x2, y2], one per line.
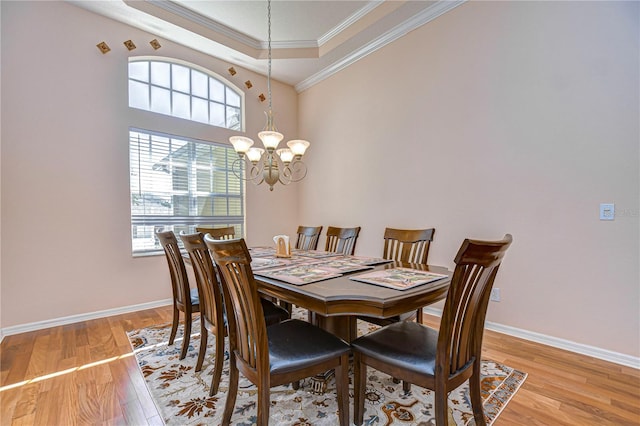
[0, 1, 300, 327]
[298, 1, 639, 357]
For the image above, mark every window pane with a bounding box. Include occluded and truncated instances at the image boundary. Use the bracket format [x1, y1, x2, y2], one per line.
[129, 80, 149, 110]
[172, 92, 191, 119]
[226, 106, 241, 130]
[129, 61, 149, 82]
[226, 87, 240, 107]
[197, 196, 214, 216]
[229, 198, 242, 214]
[172, 195, 189, 215]
[192, 70, 208, 98]
[213, 197, 228, 216]
[210, 78, 224, 102]
[196, 169, 212, 192]
[192, 97, 208, 124]
[150, 62, 171, 87]
[172, 64, 190, 93]
[150, 86, 171, 115]
[210, 102, 225, 127]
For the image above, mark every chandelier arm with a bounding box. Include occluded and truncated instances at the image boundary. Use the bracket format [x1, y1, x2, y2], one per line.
[283, 159, 308, 183]
[232, 158, 264, 183]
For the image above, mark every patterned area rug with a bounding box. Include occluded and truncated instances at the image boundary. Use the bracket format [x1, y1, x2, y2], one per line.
[128, 309, 526, 425]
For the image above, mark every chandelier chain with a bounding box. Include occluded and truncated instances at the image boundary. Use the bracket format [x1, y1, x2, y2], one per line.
[267, 0, 272, 111]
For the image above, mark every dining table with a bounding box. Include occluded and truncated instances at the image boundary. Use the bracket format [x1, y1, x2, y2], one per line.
[248, 247, 452, 344]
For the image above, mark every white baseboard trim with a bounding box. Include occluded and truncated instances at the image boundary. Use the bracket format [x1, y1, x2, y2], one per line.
[0, 299, 173, 342]
[422, 307, 640, 370]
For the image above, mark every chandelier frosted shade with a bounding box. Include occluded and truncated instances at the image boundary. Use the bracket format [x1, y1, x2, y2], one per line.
[258, 130, 284, 150]
[287, 140, 310, 157]
[229, 136, 253, 155]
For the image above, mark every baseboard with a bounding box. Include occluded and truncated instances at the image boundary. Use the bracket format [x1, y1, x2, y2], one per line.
[422, 307, 640, 370]
[0, 299, 173, 342]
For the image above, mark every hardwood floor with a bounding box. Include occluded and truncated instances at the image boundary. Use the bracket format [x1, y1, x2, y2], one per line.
[1, 306, 638, 425]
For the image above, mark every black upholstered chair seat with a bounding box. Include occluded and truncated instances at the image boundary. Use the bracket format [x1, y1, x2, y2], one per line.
[268, 319, 351, 375]
[261, 298, 290, 326]
[351, 321, 438, 376]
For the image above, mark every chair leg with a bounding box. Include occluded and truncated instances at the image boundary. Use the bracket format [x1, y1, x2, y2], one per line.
[353, 353, 365, 426]
[209, 330, 225, 396]
[222, 354, 239, 426]
[257, 382, 270, 425]
[335, 354, 350, 426]
[416, 307, 423, 324]
[469, 361, 486, 426]
[434, 382, 449, 426]
[402, 380, 411, 394]
[195, 322, 207, 372]
[180, 315, 191, 360]
[169, 308, 179, 345]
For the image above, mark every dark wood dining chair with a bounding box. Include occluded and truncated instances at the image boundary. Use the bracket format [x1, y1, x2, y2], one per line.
[205, 237, 351, 426]
[156, 230, 200, 360]
[324, 226, 361, 255]
[179, 232, 227, 396]
[352, 234, 513, 426]
[295, 225, 323, 250]
[195, 225, 236, 240]
[360, 227, 436, 326]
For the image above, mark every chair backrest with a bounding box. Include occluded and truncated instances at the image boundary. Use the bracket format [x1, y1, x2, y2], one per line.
[195, 225, 236, 240]
[205, 237, 269, 377]
[324, 226, 361, 255]
[156, 230, 191, 307]
[180, 232, 225, 329]
[295, 225, 323, 250]
[382, 227, 435, 264]
[438, 234, 512, 378]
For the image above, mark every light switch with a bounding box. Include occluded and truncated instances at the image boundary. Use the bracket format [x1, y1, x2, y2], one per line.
[600, 203, 615, 220]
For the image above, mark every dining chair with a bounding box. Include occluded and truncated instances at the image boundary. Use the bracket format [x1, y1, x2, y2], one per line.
[195, 225, 236, 240]
[205, 236, 351, 426]
[360, 227, 436, 326]
[324, 226, 361, 255]
[295, 225, 323, 250]
[156, 230, 200, 360]
[179, 232, 227, 395]
[180, 233, 291, 395]
[352, 234, 513, 426]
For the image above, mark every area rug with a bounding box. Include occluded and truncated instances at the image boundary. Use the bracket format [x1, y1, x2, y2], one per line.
[128, 309, 526, 425]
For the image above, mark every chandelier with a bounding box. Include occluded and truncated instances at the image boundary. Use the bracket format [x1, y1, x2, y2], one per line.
[229, 0, 310, 191]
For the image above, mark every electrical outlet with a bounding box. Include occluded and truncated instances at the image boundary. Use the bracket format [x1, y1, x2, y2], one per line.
[490, 288, 501, 302]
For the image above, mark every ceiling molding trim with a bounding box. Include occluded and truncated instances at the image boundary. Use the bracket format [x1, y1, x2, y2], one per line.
[147, 0, 262, 50]
[295, 0, 466, 93]
[317, 1, 384, 47]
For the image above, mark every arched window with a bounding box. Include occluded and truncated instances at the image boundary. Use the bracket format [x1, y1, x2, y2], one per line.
[128, 58, 243, 130]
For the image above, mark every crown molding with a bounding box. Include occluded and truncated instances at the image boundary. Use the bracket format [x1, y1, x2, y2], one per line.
[296, 0, 466, 92]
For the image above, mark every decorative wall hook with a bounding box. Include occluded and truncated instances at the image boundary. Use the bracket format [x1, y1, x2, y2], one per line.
[149, 39, 161, 50]
[228, 67, 237, 76]
[96, 42, 111, 54]
[258, 93, 266, 102]
[245, 80, 253, 89]
[124, 40, 136, 51]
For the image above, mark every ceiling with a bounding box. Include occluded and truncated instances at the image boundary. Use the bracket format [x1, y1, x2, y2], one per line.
[71, 0, 464, 92]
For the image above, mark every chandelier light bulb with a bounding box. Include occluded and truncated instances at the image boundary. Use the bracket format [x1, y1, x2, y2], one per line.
[276, 148, 294, 164]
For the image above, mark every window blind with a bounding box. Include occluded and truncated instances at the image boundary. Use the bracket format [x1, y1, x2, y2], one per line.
[129, 128, 245, 255]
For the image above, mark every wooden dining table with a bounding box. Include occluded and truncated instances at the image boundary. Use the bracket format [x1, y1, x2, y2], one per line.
[249, 248, 451, 344]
